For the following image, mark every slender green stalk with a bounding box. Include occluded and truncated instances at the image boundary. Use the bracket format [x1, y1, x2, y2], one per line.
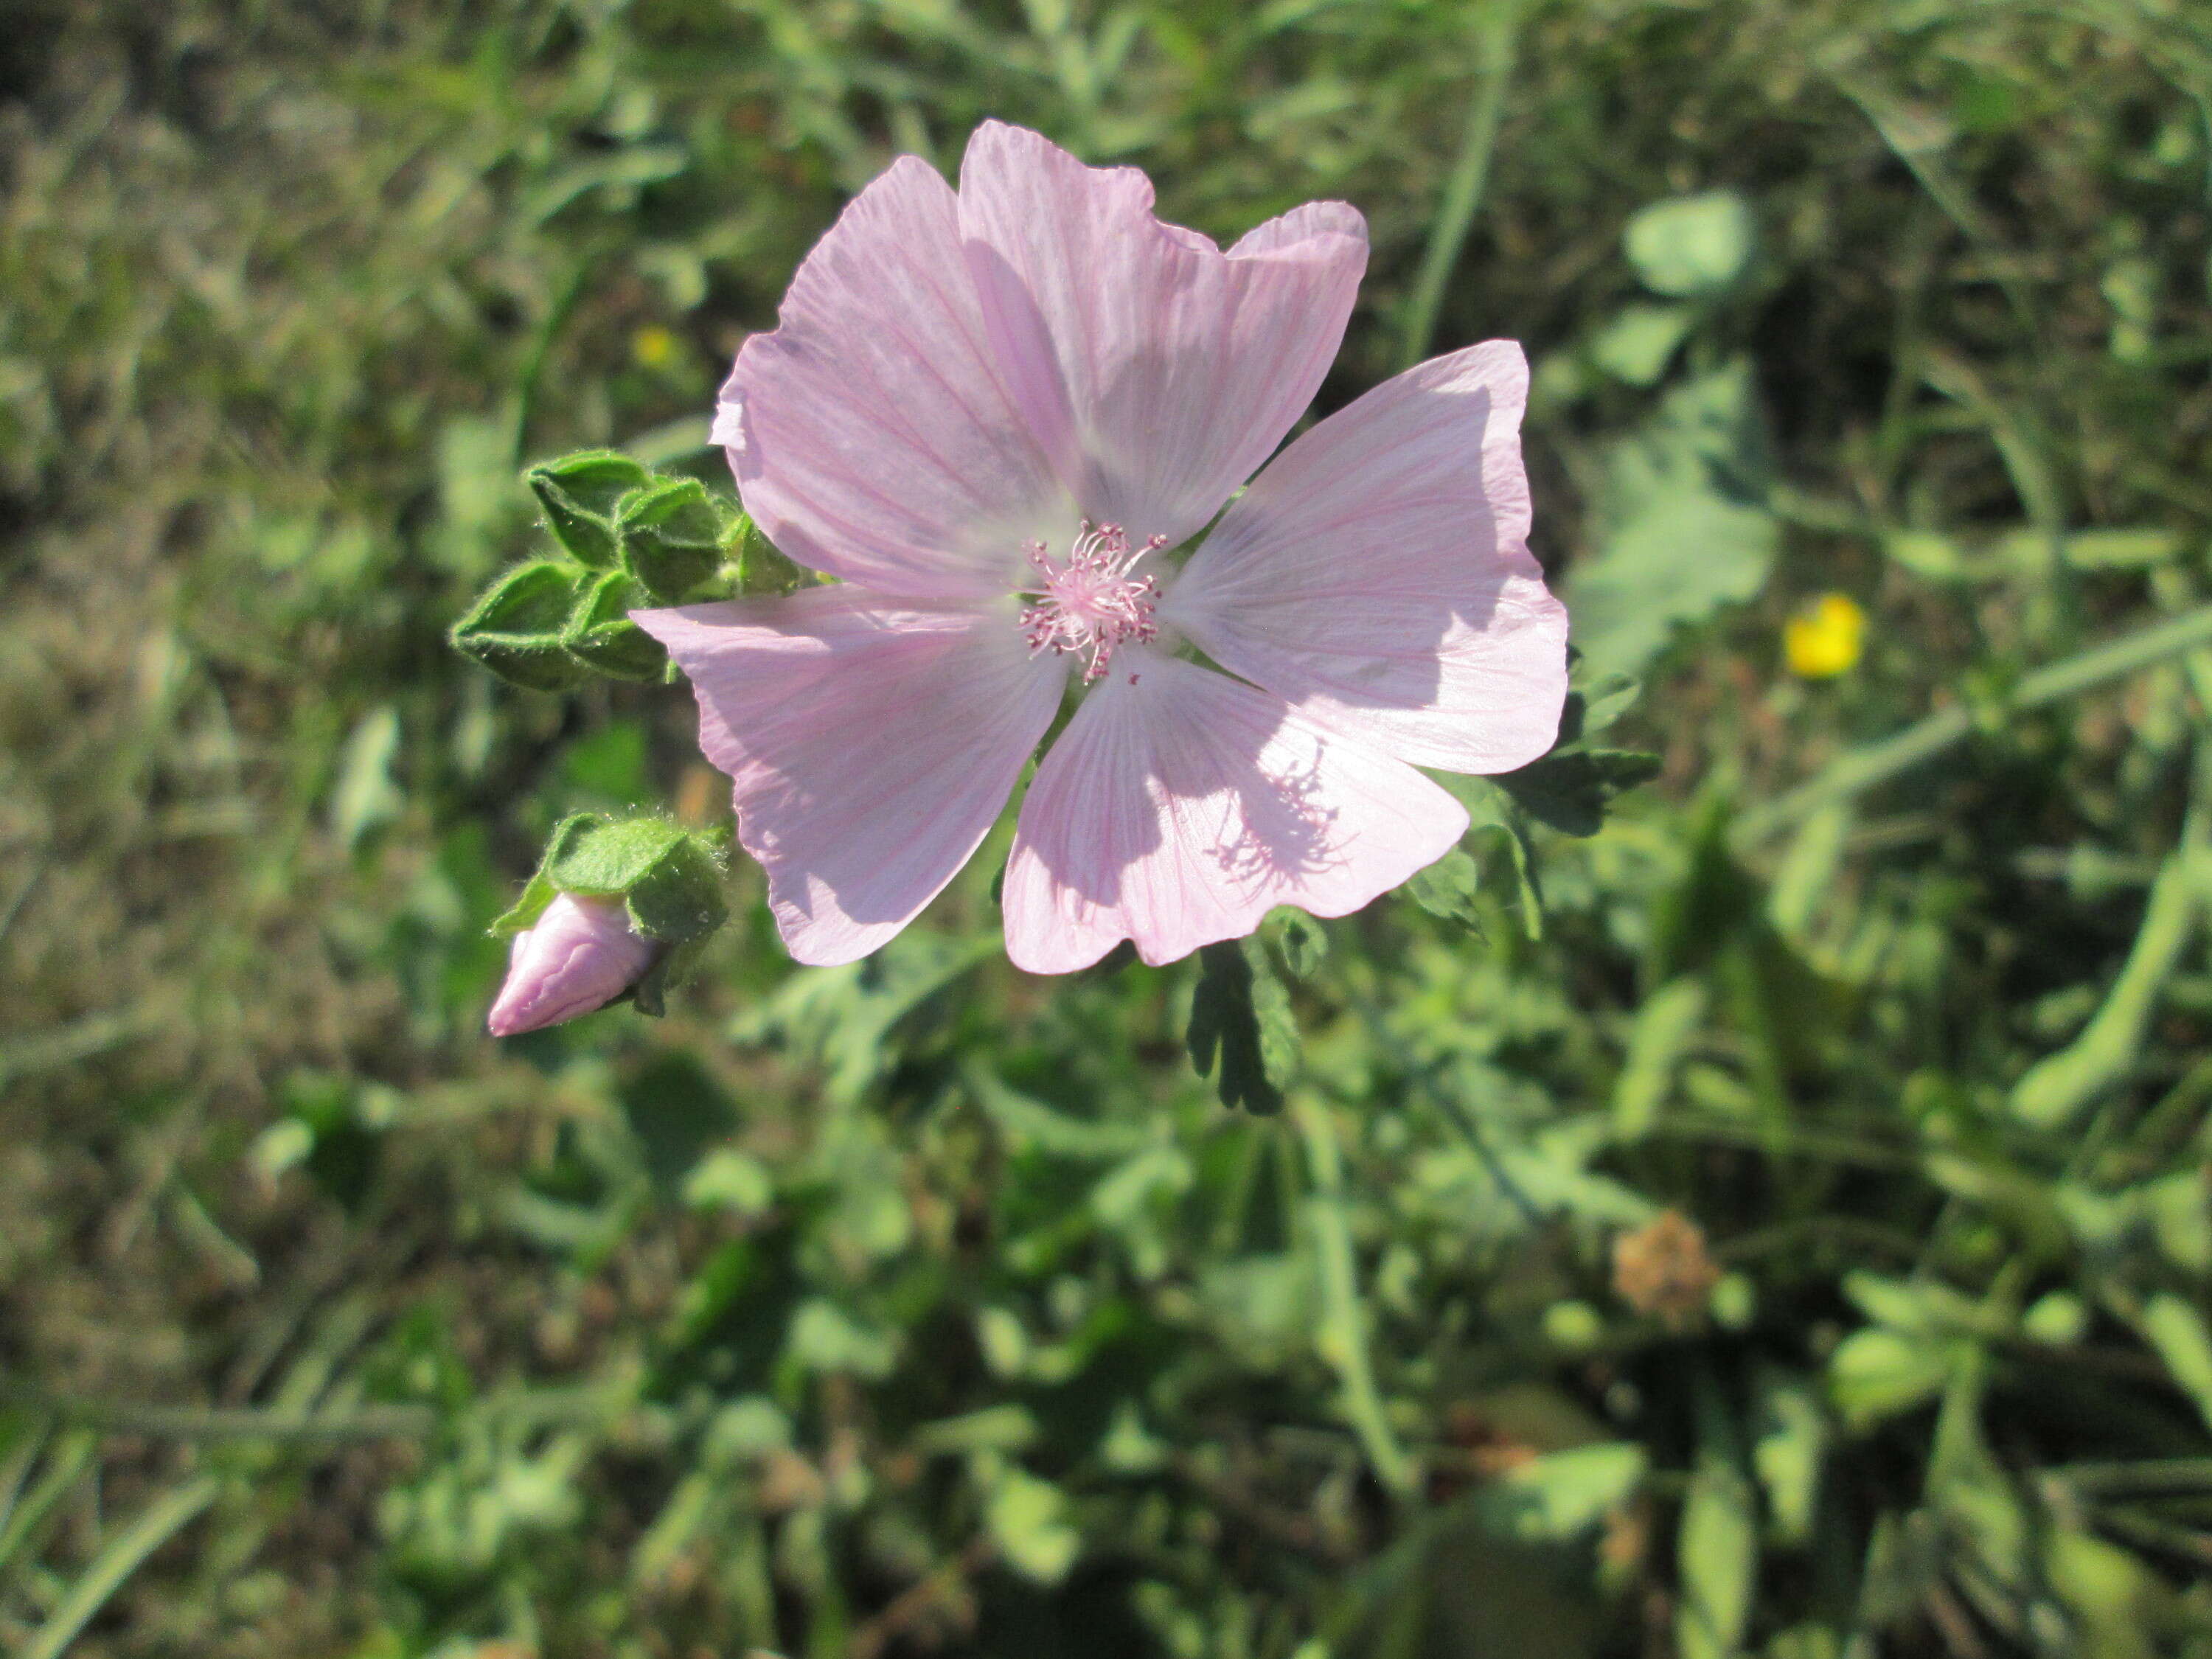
[2009, 840, 2205, 1127]
[1735, 600, 2212, 846]
[2051, 1458, 2212, 1495]
[1398, 4, 1519, 371]
[0, 1431, 95, 1577]
[1289, 1094, 1416, 1500]
[0, 1385, 436, 1444]
[22, 1476, 220, 1659]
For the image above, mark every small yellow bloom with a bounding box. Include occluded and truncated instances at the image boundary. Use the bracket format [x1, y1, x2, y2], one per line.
[630, 324, 679, 369]
[1784, 592, 1866, 678]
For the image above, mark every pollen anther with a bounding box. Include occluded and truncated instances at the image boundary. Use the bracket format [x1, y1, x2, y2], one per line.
[1017, 521, 1166, 682]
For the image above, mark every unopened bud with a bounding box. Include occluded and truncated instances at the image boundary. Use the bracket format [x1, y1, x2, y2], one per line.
[487, 892, 660, 1037]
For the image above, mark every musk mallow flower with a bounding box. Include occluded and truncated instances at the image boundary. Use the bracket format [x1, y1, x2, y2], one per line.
[487, 892, 661, 1037]
[633, 121, 1569, 975]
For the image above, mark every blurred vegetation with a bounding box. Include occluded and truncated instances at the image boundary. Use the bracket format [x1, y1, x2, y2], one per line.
[6, 0, 2212, 1655]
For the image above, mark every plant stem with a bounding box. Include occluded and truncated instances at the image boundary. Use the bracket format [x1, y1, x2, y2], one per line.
[1735, 600, 2212, 846]
[1289, 1093, 1417, 1500]
[0, 1385, 437, 1444]
[1398, 4, 1518, 372]
[23, 1475, 220, 1659]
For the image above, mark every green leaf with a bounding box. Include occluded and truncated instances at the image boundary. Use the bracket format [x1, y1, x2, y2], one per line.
[1186, 939, 1297, 1115]
[1829, 1329, 1950, 1429]
[1405, 847, 1483, 928]
[1566, 362, 1779, 679]
[1675, 1446, 1758, 1659]
[783, 1298, 897, 1380]
[1576, 671, 1644, 735]
[328, 705, 404, 852]
[1263, 908, 1330, 978]
[1624, 189, 1756, 297]
[561, 568, 669, 681]
[617, 475, 726, 602]
[1751, 1373, 1826, 1547]
[1590, 302, 1695, 384]
[1467, 1442, 1647, 1542]
[449, 560, 589, 691]
[1493, 748, 1662, 837]
[985, 1467, 1081, 1585]
[527, 450, 650, 567]
[2137, 1294, 2212, 1435]
[1611, 977, 1708, 1138]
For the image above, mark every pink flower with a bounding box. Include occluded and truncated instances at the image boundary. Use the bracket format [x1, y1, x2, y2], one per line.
[635, 122, 1568, 975]
[487, 893, 661, 1037]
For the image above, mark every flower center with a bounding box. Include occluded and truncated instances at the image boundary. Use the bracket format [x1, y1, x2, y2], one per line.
[1017, 521, 1167, 683]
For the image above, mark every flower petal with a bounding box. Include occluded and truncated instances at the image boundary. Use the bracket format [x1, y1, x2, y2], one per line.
[1002, 652, 1467, 974]
[487, 893, 660, 1037]
[957, 122, 1367, 550]
[1162, 341, 1570, 774]
[636, 589, 1065, 965]
[720, 155, 1071, 600]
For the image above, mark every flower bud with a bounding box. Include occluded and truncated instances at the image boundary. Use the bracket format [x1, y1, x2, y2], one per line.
[487, 892, 660, 1037]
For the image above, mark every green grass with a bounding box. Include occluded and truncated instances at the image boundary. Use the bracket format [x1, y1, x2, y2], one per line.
[5, 1, 2212, 1655]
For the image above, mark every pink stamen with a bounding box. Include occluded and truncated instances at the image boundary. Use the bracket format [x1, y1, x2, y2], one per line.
[1017, 521, 1167, 682]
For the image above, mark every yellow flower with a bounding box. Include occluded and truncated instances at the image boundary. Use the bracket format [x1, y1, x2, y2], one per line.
[630, 324, 679, 369]
[1784, 592, 1866, 678]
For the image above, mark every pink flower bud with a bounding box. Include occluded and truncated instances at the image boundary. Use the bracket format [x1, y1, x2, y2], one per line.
[487, 893, 660, 1037]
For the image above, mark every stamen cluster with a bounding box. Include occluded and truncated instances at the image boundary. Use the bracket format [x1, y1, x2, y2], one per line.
[1018, 521, 1167, 683]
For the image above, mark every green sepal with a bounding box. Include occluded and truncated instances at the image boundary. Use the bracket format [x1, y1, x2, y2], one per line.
[617, 476, 726, 602]
[731, 512, 807, 597]
[527, 451, 650, 568]
[561, 569, 668, 681]
[632, 933, 710, 1018]
[492, 813, 731, 1018]
[449, 560, 590, 691]
[494, 813, 728, 938]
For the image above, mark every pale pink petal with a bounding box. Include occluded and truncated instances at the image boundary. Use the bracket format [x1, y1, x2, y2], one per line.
[720, 155, 1072, 601]
[1002, 652, 1467, 974]
[635, 590, 1065, 966]
[1161, 341, 1569, 774]
[957, 122, 1366, 552]
[487, 893, 659, 1037]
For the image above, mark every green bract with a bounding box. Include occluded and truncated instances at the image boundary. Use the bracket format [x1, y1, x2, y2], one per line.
[527, 450, 650, 568]
[452, 451, 796, 691]
[448, 560, 589, 691]
[616, 476, 726, 602]
[561, 570, 667, 682]
[495, 813, 730, 1016]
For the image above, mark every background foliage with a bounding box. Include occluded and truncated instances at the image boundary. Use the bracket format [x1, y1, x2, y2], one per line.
[6, 1, 2212, 1655]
